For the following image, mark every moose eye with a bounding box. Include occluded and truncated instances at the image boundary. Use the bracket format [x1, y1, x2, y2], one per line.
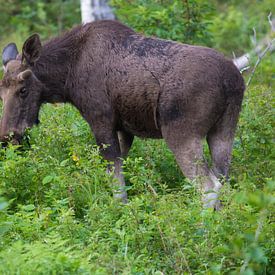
[19, 87, 27, 97]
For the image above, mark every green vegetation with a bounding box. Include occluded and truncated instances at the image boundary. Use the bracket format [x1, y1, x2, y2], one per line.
[0, 0, 274, 274]
[111, 0, 214, 45]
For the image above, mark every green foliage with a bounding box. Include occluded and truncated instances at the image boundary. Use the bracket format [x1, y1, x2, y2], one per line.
[248, 53, 275, 87]
[0, 0, 80, 40]
[209, 6, 250, 55]
[0, 0, 81, 78]
[233, 85, 274, 186]
[210, 0, 275, 54]
[111, 0, 214, 45]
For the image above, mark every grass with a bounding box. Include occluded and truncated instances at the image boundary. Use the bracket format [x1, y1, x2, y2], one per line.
[0, 84, 274, 274]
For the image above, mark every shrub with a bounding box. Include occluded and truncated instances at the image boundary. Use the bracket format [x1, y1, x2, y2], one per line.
[111, 0, 214, 45]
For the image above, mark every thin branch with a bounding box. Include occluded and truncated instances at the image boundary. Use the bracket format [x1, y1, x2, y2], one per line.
[251, 27, 257, 46]
[246, 38, 275, 87]
[267, 12, 274, 32]
[147, 183, 158, 198]
[234, 13, 274, 71]
[240, 66, 250, 74]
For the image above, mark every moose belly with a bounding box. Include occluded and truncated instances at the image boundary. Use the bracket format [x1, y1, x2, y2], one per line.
[114, 90, 162, 137]
[118, 104, 162, 139]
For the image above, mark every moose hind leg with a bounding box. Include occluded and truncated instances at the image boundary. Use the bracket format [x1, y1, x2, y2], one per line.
[207, 103, 241, 180]
[207, 129, 234, 180]
[163, 130, 222, 209]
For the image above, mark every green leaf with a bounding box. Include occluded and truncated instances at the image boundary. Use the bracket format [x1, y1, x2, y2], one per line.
[0, 201, 8, 211]
[42, 175, 54, 185]
[22, 204, 35, 211]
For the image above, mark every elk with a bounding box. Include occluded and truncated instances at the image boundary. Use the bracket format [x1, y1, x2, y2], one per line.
[0, 20, 245, 209]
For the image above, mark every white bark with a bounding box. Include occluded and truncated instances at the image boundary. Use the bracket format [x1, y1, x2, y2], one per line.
[233, 17, 275, 71]
[233, 38, 275, 71]
[233, 53, 250, 71]
[80, 0, 115, 24]
[81, 0, 95, 23]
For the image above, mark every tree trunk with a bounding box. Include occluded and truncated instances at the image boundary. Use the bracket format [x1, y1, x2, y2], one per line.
[80, 0, 115, 24]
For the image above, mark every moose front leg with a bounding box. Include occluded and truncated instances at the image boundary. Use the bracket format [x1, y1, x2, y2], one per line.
[93, 126, 128, 203]
[107, 158, 128, 203]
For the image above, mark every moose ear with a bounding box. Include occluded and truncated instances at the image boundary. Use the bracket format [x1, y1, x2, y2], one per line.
[2, 43, 18, 66]
[22, 34, 42, 65]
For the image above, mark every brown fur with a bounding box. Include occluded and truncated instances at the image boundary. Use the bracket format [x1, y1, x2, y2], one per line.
[0, 20, 245, 208]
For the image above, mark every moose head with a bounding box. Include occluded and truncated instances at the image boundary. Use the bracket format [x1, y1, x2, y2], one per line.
[0, 34, 44, 145]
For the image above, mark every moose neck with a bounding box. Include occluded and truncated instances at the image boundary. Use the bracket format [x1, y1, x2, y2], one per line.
[33, 26, 84, 104]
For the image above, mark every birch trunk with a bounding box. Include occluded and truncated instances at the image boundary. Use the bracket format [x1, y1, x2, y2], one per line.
[80, 0, 115, 24]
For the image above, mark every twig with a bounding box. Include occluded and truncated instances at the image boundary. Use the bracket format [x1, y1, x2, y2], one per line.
[234, 13, 274, 71]
[246, 38, 275, 87]
[147, 183, 158, 198]
[267, 12, 274, 32]
[240, 66, 250, 74]
[157, 223, 169, 253]
[251, 27, 257, 46]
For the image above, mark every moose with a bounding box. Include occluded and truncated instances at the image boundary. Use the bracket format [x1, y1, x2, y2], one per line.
[0, 20, 245, 209]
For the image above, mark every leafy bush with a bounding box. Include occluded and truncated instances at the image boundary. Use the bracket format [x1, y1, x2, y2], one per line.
[0, 0, 80, 40]
[111, 0, 214, 45]
[210, 0, 274, 55]
[209, 6, 251, 55]
[233, 85, 274, 186]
